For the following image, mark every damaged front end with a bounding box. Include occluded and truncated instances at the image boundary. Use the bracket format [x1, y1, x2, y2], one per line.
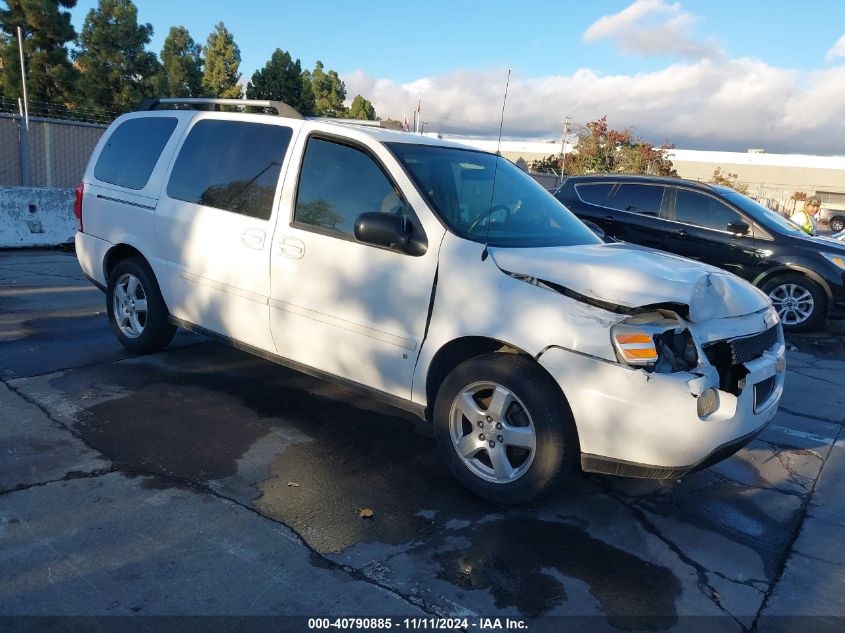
[610, 310, 699, 374]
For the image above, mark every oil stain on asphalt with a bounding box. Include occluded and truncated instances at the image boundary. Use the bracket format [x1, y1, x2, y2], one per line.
[434, 517, 681, 627]
[50, 342, 489, 548]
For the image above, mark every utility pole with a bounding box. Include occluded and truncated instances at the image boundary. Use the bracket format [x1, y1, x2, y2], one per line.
[559, 116, 572, 186]
[16, 26, 31, 187]
[16, 26, 29, 129]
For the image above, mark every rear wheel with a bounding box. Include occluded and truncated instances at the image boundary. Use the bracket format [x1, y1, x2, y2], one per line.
[433, 353, 576, 504]
[107, 257, 176, 353]
[762, 274, 825, 332]
[830, 216, 845, 233]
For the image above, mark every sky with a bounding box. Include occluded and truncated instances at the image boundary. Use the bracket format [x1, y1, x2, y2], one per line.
[67, 0, 845, 154]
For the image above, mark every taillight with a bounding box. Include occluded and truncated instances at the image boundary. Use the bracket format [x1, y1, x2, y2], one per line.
[74, 182, 84, 232]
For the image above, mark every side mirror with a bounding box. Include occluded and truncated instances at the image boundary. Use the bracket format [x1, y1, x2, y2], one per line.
[354, 212, 427, 255]
[727, 221, 750, 235]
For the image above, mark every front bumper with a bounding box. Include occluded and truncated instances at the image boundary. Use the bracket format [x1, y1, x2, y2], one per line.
[538, 339, 786, 478]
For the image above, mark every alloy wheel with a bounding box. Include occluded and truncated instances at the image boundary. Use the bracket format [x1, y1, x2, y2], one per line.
[449, 381, 537, 484]
[112, 273, 148, 338]
[768, 283, 814, 326]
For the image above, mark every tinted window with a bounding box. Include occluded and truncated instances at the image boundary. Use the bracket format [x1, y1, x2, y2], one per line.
[295, 138, 410, 236]
[675, 189, 742, 231]
[167, 120, 292, 220]
[94, 117, 177, 190]
[610, 184, 664, 216]
[389, 143, 599, 248]
[575, 183, 614, 205]
[721, 190, 803, 234]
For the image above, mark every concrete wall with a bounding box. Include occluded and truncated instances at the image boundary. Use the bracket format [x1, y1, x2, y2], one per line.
[0, 187, 76, 248]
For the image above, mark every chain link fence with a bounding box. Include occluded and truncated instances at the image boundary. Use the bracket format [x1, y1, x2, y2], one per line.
[0, 114, 108, 188]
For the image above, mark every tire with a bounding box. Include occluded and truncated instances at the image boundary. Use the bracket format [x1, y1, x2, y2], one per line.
[107, 257, 176, 353]
[432, 352, 577, 504]
[761, 274, 826, 333]
[830, 216, 845, 233]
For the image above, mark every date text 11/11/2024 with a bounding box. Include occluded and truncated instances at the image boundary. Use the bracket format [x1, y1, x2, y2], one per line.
[307, 617, 528, 630]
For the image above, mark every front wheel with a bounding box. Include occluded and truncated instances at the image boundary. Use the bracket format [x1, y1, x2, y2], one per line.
[433, 353, 577, 504]
[107, 257, 176, 353]
[762, 274, 825, 332]
[830, 216, 845, 233]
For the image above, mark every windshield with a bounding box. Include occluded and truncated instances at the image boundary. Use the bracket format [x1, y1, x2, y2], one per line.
[388, 143, 600, 248]
[721, 190, 804, 235]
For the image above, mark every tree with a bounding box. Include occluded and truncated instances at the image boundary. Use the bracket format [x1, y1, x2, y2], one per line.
[74, 0, 160, 114]
[565, 116, 677, 177]
[305, 61, 346, 117]
[246, 48, 313, 114]
[156, 26, 203, 98]
[0, 0, 78, 108]
[347, 94, 376, 120]
[529, 155, 562, 175]
[710, 167, 748, 194]
[202, 22, 241, 99]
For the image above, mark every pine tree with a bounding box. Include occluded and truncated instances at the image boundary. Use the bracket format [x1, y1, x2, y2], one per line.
[348, 95, 376, 120]
[306, 61, 347, 117]
[246, 48, 314, 114]
[202, 22, 241, 99]
[0, 0, 78, 109]
[156, 26, 203, 98]
[74, 0, 161, 114]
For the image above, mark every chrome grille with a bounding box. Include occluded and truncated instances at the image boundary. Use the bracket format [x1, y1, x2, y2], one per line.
[728, 326, 780, 364]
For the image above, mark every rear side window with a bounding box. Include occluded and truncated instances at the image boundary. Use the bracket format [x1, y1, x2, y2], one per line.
[167, 120, 293, 220]
[575, 183, 614, 206]
[294, 137, 410, 236]
[609, 184, 664, 216]
[94, 117, 177, 190]
[674, 189, 742, 232]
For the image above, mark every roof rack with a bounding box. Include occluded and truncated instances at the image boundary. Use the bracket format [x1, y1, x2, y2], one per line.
[139, 98, 304, 120]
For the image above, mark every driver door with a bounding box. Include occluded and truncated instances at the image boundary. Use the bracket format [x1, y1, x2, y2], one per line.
[269, 134, 443, 400]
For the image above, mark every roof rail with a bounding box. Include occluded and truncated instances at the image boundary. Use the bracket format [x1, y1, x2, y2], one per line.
[311, 117, 385, 128]
[139, 98, 304, 120]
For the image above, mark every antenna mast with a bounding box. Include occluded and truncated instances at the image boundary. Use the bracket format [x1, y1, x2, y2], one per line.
[481, 69, 511, 261]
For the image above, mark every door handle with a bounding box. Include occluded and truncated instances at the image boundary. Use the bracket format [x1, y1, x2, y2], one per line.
[674, 229, 688, 238]
[278, 236, 305, 259]
[604, 215, 615, 222]
[241, 228, 266, 249]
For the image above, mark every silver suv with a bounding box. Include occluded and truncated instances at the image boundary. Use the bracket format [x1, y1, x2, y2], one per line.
[819, 207, 845, 233]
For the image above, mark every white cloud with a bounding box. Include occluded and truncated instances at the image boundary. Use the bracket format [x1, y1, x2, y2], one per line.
[826, 33, 845, 61]
[582, 0, 721, 59]
[345, 59, 845, 154]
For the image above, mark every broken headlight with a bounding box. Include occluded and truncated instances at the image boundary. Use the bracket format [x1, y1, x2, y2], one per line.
[611, 312, 699, 373]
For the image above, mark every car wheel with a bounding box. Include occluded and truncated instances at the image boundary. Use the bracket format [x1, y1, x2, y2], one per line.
[830, 217, 845, 233]
[433, 352, 577, 504]
[762, 275, 825, 332]
[107, 257, 176, 353]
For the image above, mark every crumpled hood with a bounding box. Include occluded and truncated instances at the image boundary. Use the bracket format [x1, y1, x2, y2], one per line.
[490, 242, 771, 322]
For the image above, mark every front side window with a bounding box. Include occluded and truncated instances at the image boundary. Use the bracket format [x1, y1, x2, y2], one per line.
[675, 189, 742, 232]
[388, 143, 599, 248]
[294, 138, 411, 236]
[167, 119, 292, 220]
[721, 190, 802, 235]
[94, 117, 177, 190]
[609, 184, 664, 216]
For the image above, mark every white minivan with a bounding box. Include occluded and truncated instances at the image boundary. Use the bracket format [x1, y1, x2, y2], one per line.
[75, 98, 785, 503]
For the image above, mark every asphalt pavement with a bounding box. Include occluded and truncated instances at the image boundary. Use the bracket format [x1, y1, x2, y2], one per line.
[1, 248, 844, 632]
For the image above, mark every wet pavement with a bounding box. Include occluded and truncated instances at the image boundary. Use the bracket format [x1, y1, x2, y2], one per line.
[1, 249, 844, 631]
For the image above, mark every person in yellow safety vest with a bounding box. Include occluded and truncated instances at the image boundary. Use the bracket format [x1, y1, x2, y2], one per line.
[790, 196, 821, 236]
